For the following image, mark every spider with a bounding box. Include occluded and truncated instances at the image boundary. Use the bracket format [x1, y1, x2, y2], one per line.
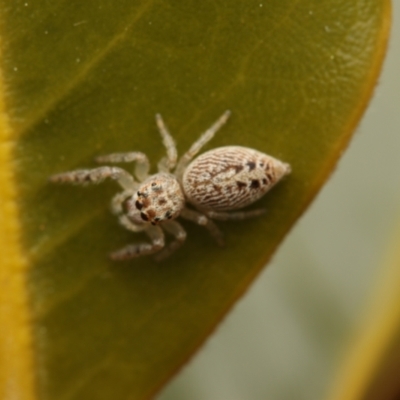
[50, 111, 291, 261]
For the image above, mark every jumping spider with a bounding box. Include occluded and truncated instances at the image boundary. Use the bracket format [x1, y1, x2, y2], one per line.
[50, 111, 291, 261]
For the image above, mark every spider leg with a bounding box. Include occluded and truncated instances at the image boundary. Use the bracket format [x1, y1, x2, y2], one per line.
[180, 208, 224, 246]
[153, 220, 187, 261]
[49, 166, 135, 190]
[155, 114, 178, 172]
[175, 110, 231, 178]
[205, 209, 266, 220]
[95, 152, 150, 182]
[110, 224, 165, 260]
[118, 215, 146, 232]
[110, 189, 138, 215]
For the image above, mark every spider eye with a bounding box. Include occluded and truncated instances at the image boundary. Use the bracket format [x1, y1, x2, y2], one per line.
[165, 211, 172, 219]
[137, 190, 148, 198]
[140, 212, 149, 221]
[135, 200, 143, 210]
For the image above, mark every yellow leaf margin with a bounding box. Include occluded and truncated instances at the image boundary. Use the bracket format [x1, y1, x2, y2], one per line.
[0, 71, 35, 399]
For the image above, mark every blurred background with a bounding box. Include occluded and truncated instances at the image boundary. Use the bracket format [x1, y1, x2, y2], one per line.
[159, 2, 400, 400]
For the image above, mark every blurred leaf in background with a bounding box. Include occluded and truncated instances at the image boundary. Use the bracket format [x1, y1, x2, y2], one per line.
[328, 217, 400, 400]
[0, 0, 390, 399]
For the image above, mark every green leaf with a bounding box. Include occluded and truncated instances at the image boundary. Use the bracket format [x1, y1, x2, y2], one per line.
[0, 0, 390, 399]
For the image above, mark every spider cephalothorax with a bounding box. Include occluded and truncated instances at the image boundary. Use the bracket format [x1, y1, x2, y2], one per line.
[131, 173, 184, 225]
[50, 111, 290, 261]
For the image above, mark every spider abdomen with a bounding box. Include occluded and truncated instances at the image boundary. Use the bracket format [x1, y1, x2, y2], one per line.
[182, 146, 290, 211]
